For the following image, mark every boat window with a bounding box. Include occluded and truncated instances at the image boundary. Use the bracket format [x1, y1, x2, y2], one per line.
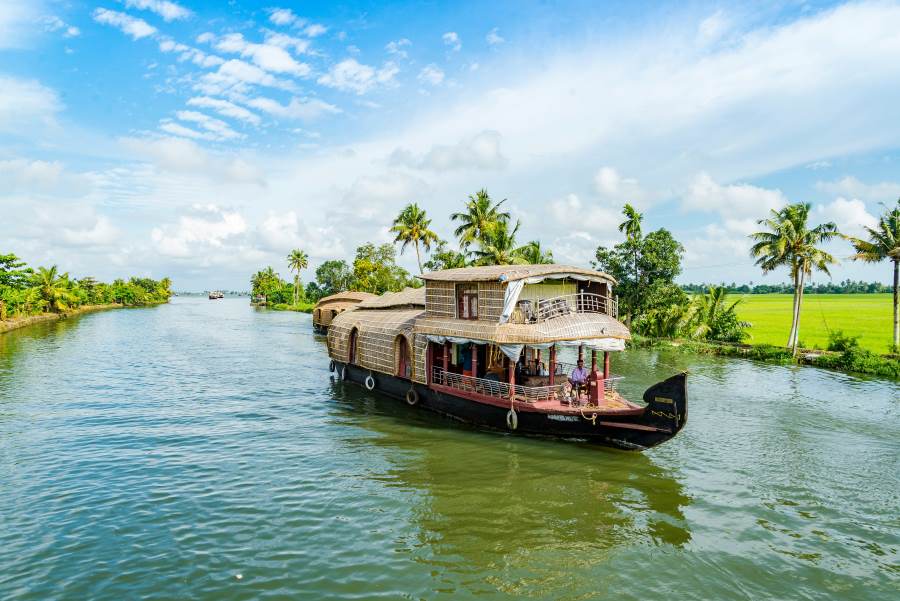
[456, 284, 478, 320]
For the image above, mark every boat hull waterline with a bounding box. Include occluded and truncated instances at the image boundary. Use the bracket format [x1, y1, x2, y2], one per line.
[332, 362, 687, 450]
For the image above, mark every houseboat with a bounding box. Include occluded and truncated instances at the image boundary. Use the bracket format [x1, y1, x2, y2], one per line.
[312, 291, 377, 333]
[208, 290, 224, 300]
[326, 265, 687, 450]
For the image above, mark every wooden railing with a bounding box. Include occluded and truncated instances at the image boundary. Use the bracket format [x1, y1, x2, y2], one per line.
[431, 367, 565, 403]
[509, 292, 618, 323]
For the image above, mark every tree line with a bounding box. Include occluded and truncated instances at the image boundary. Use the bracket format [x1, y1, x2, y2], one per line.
[681, 280, 892, 295]
[0, 253, 172, 321]
[255, 191, 900, 354]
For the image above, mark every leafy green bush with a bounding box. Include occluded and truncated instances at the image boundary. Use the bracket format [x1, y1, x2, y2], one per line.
[826, 329, 861, 352]
[814, 347, 900, 379]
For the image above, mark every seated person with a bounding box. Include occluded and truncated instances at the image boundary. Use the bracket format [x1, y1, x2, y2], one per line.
[569, 359, 589, 396]
[533, 360, 547, 376]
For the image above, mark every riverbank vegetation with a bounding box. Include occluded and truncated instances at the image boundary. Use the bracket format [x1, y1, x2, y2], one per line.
[0, 252, 171, 325]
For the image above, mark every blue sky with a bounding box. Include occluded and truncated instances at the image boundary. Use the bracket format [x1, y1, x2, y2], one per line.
[2, 0, 900, 290]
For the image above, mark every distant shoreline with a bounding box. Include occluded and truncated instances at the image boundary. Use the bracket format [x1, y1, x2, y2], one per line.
[0, 302, 171, 335]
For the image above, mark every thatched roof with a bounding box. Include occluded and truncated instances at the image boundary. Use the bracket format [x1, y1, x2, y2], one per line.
[357, 286, 426, 309]
[413, 312, 630, 344]
[315, 291, 377, 306]
[419, 264, 616, 285]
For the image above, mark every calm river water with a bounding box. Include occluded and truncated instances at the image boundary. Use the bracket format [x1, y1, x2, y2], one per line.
[0, 297, 897, 600]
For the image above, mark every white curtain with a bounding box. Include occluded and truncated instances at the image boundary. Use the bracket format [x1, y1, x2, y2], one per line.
[499, 280, 525, 324]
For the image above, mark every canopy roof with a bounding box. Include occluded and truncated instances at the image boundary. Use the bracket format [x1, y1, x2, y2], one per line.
[413, 312, 630, 345]
[357, 286, 426, 309]
[314, 291, 377, 306]
[419, 264, 616, 285]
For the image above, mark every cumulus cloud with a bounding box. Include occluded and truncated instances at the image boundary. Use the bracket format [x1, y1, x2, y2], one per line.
[264, 31, 311, 54]
[683, 172, 787, 220]
[390, 130, 506, 171]
[41, 16, 80, 38]
[194, 59, 297, 96]
[157, 37, 224, 68]
[317, 58, 398, 94]
[0, 158, 93, 196]
[268, 7, 297, 26]
[303, 23, 327, 37]
[152, 204, 247, 258]
[593, 167, 648, 206]
[442, 31, 461, 51]
[257, 211, 345, 257]
[244, 96, 341, 121]
[122, 0, 192, 22]
[172, 110, 243, 140]
[62, 216, 121, 247]
[93, 8, 156, 40]
[187, 96, 261, 125]
[385, 38, 411, 58]
[815, 197, 878, 237]
[202, 32, 311, 76]
[417, 64, 445, 86]
[548, 194, 621, 238]
[815, 176, 900, 203]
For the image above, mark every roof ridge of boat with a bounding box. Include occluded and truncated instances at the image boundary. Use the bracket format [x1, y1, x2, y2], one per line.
[418, 264, 616, 283]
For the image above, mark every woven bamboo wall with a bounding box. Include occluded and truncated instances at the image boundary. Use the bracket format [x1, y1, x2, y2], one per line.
[478, 282, 505, 321]
[425, 282, 455, 317]
[327, 309, 425, 379]
[412, 333, 427, 384]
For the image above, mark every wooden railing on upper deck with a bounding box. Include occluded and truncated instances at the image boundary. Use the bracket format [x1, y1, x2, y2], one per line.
[509, 292, 618, 323]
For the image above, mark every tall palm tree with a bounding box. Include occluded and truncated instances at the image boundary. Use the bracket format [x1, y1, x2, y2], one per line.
[473, 220, 528, 266]
[287, 249, 309, 305]
[31, 266, 77, 313]
[848, 200, 900, 351]
[518, 240, 554, 264]
[749, 203, 839, 355]
[450, 189, 511, 250]
[688, 285, 743, 340]
[618, 203, 643, 243]
[389, 203, 439, 274]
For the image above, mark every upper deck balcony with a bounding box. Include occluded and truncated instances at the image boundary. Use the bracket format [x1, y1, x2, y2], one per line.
[508, 292, 618, 324]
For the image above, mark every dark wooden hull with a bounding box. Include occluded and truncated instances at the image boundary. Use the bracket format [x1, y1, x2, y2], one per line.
[331, 362, 687, 451]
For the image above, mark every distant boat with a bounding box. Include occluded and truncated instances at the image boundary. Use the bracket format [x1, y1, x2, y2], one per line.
[208, 291, 224, 300]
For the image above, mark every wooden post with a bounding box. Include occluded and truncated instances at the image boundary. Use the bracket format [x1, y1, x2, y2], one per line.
[426, 342, 433, 385]
[508, 358, 516, 401]
[443, 341, 450, 378]
[578, 344, 584, 362]
[603, 351, 610, 379]
[589, 349, 600, 404]
[549, 345, 556, 385]
[470, 342, 477, 377]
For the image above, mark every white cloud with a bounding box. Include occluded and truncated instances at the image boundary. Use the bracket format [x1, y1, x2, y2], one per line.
[303, 23, 327, 37]
[264, 31, 311, 54]
[0, 75, 62, 133]
[697, 10, 730, 45]
[257, 211, 345, 257]
[268, 7, 298, 26]
[152, 204, 247, 258]
[121, 136, 265, 184]
[42, 16, 80, 37]
[417, 64, 445, 86]
[390, 130, 506, 171]
[815, 197, 878, 237]
[442, 31, 461, 51]
[0, 0, 39, 48]
[174, 110, 243, 140]
[593, 167, 648, 206]
[815, 176, 900, 203]
[187, 96, 261, 125]
[317, 58, 398, 94]
[683, 172, 787, 220]
[0, 158, 93, 197]
[205, 32, 311, 76]
[548, 194, 621, 239]
[486, 27, 504, 45]
[245, 96, 341, 121]
[194, 59, 297, 96]
[93, 8, 156, 40]
[386, 38, 411, 58]
[62, 216, 121, 247]
[122, 0, 192, 22]
[157, 37, 224, 68]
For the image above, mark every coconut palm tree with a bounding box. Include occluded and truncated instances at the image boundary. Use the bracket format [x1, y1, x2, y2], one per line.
[518, 240, 554, 264]
[287, 249, 308, 305]
[749, 203, 839, 355]
[31, 266, 77, 313]
[389, 203, 440, 274]
[451, 189, 511, 250]
[848, 200, 900, 352]
[473, 220, 528, 266]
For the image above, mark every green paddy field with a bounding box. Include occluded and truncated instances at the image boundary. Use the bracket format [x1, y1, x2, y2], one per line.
[735, 293, 894, 353]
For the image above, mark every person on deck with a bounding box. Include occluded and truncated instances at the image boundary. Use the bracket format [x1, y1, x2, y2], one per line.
[569, 359, 588, 397]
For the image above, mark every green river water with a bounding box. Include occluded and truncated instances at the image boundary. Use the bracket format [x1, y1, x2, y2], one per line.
[0, 297, 897, 600]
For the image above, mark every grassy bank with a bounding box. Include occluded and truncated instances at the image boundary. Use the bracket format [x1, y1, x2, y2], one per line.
[736, 293, 893, 353]
[0, 303, 123, 334]
[268, 302, 315, 313]
[631, 336, 900, 380]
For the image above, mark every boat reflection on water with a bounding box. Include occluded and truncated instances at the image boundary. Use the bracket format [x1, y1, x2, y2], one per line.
[327, 378, 691, 596]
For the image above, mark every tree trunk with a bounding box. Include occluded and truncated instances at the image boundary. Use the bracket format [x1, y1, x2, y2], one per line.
[791, 271, 805, 356]
[293, 274, 299, 305]
[415, 242, 423, 274]
[893, 259, 899, 353]
[787, 271, 800, 349]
